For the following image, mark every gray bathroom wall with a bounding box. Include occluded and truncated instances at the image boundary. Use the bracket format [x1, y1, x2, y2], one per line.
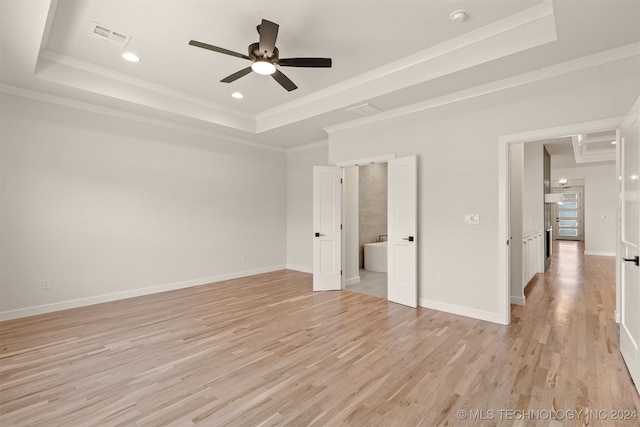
[358, 163, 388, 268]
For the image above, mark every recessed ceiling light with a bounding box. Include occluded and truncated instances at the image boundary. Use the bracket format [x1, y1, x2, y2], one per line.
[231, 92, 244, 99]
[122, 52, 140, 62]
[450, 9, 468, 24]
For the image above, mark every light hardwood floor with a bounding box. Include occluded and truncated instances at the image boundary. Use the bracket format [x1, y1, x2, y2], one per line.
[1, 241, 639, 426]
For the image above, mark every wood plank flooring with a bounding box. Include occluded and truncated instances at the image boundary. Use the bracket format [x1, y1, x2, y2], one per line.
[1, 241, 639, 426]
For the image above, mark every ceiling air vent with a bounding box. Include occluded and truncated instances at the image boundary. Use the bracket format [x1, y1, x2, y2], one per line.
[346, 103, 383, 117]
[88, 22, 131, 47]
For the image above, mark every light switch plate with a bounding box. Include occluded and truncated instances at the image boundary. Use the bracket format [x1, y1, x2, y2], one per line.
[465, 214, 480, 224]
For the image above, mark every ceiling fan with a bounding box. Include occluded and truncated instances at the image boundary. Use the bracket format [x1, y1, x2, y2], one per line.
[189, 19, 332, 92]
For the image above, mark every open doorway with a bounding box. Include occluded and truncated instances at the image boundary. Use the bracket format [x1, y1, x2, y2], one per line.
[501, 119, 621, 327]
[508, 132, 616, 306]
[313, 155, 417, 308]
[343, 163, 388, 299]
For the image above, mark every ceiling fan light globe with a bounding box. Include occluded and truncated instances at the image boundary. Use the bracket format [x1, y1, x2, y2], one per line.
[252, 61, 276, 75]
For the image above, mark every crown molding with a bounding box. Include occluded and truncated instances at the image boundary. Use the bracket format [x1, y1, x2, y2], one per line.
[256, 1, 556, 133]
[28, 0, 557, 139]
[621, 95, 640, 128]
[37, 50, 254, 120]
[571, 135, 616, 164]
[499, 116, 626, 145]
[258, 2, 554, 122]
[0, 84, 285, 153]
[324, 43, 640, 135]
[286, 139, 328, 154]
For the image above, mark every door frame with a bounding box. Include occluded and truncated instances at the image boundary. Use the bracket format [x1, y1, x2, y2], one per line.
[498, 116, 626, 325]
[336, 154, 397, 290]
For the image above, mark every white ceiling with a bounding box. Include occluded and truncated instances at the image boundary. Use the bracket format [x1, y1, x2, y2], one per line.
[2, 0, 639, 150]
[544, 129, 617, 167]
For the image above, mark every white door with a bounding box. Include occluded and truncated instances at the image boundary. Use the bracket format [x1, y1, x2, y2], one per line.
[620, 99, 640, 391]
[313, 166, 342, 291]
[387, 156, 417, 307]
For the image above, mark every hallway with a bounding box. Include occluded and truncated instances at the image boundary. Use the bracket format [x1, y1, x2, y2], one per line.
[508, 240, 639, 423]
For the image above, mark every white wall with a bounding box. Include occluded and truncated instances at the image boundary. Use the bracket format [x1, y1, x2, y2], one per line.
[523, 142, 544, 235]
[0, 94, 287, 319]
[327, 57, 639, 322]
[509, 144, 524, 304]
[551, 164, 617, 255]
[286, 143, 328, 272]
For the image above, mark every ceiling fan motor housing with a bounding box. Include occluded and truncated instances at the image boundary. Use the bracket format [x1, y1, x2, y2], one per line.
[249, 42, 278, 62]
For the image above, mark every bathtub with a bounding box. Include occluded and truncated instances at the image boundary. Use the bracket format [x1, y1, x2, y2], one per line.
[364, 241, 387, 273]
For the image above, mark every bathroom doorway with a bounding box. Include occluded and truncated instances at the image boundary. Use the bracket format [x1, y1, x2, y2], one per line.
[314, 154, 417, 306]
[343, 163, 388, 299]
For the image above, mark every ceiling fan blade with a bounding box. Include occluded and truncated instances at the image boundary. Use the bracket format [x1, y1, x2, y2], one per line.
[271, 69, 297, 91]
[189, 40, 250, 60]
[258, 19, 279, 57]
[278, 58, 332, 68]
[221, 67, 253, 83]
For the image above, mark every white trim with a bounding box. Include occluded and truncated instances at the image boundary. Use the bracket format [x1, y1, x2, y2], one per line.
[286, 264, 312, 274]
[498, 116, 626, 326]
[0, 265, 286, 321]
[345, 276, 361, 286]
[325, 44, 639, 135]
[259, 1, 554, 121]
[615, 310, 621, 324]
[33, 1, 558, 137]
[419, 298, 507, 325]
[499, 117, 626, 144]
[0, 84, 285, 153]
[39, 0, 58, 53]
[286, 140, 328, 154]
[584, 251, 616, 257]
[335, 154, 396, 167]
[38, 49, 254, 120]
[621, 96, 640, 128]
[511, 296, 526, 305]
[497, 129, 511, 325]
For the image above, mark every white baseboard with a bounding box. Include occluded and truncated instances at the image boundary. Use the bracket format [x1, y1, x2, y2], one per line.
[510, 295, 526, 305]
[0, 265, 286, 321]
[418, 298, 505, 324]
[584, 251, 616, 257]
[615, 310, 620, 323]
[345, 276, 361, 286]
[286, 264, 312, 274]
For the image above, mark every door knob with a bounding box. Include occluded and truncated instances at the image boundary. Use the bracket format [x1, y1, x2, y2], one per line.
[402, 236, 414, 241]
[314, 232, 325, 237]
[623, 255, 639, 266]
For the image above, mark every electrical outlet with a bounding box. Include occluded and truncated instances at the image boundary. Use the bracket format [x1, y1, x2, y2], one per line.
[42, 280, 50, 290]
[435, 276, 442, 287]
[242, 255, 248, 263]
[464, 214, 480, 225]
